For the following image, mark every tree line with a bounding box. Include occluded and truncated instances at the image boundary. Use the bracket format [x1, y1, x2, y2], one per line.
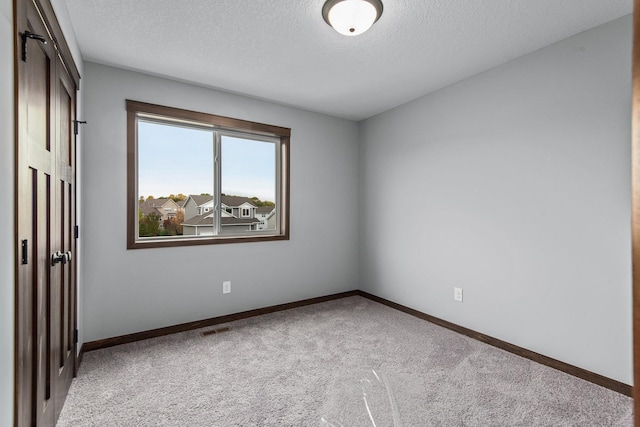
[139, 193, 275, 206]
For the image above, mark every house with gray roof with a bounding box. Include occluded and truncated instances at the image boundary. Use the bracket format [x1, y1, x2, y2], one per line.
[183, 195, 215, 222]
[181, 194, 273, 235]
[138, 198, 181, 227]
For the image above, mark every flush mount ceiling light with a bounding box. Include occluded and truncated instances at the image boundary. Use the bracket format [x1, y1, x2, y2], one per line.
[322, 0, 383, 36]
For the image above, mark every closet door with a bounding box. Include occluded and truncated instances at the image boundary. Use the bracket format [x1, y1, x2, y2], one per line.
[15, 0, 79, 425]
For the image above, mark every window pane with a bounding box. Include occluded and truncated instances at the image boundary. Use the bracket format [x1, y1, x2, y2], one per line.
[221, 135, 277, 235]
[138, 120, 213, 238]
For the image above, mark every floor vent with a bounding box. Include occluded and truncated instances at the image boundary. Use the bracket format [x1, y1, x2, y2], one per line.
[201, 326, 231, 337]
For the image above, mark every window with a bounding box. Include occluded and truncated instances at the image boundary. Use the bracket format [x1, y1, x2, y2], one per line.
[127, 100, 290, 249]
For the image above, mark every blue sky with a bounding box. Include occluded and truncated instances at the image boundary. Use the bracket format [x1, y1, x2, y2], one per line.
[138, 121, 276, 202]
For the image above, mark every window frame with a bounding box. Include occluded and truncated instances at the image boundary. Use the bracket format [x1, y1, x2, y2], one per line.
[126, 100, 290, 249]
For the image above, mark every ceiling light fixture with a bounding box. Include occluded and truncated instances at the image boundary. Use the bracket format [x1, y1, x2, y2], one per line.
[322, 0, 383, 36]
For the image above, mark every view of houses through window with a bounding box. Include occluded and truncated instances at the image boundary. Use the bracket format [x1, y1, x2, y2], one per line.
[138, 193, 277, 237]
[137, 119, 278, 239]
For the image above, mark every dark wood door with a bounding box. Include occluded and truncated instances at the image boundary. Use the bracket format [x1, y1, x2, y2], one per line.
[15, 0, 79, 425]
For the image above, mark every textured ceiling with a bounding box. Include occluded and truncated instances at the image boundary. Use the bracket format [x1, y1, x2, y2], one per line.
[62, 0, 632, 121]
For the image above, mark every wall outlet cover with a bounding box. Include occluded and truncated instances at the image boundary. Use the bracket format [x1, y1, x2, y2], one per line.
[454, 287, 463, 302]
[223, 281, 231, 294]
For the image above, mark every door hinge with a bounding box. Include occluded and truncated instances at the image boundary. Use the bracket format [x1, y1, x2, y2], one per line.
[21, 239, 28, 265]
[74, 225, 79, 239]
[73, 120, 87, 135]
[21, 31, 47, 62]
[73, 329, 78, 344]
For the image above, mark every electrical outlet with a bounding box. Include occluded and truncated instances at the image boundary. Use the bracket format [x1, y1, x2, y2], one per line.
[223, 281, 231, 294]
[454, 287, 463, 302]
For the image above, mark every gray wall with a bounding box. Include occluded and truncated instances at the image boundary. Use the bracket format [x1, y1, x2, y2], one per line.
[1, 1, 15, 424]
[359, 16, 632, 384]
[81, 62, 360, 342]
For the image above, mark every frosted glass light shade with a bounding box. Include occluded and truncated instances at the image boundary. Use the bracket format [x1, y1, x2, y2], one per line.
[322, 0, 383, 36]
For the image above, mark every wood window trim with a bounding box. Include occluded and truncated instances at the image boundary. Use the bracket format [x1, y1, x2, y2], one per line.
[126, 100, 290, 249]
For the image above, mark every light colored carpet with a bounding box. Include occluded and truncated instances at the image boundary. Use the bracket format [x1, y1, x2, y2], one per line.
[57, 296, 632, 426]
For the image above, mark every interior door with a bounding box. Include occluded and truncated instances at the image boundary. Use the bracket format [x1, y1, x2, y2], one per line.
[15, 0, 79, 425]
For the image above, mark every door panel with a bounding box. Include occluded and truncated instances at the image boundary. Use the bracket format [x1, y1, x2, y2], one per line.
[24, 27, 50, 152]
[53, 61, 76, 419]
[34, 171, 53, 427]
[23, 5, 56, 425]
